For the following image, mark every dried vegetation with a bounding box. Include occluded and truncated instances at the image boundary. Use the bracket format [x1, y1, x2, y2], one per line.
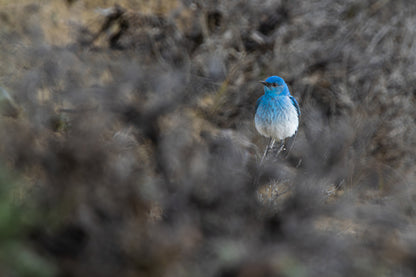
[1, 0, 416, 276]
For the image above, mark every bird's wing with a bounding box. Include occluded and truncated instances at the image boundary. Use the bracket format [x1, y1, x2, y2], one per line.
[289, 95, 300, 117]
[255, 96, 264, 112]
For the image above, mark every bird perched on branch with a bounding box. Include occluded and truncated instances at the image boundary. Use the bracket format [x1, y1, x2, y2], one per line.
[254, 76, 300, 165]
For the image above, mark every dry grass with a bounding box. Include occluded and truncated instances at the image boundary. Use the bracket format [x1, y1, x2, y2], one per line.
[0, 0, 416, 276]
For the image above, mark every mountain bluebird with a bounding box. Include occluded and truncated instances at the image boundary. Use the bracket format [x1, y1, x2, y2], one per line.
[255, 76, 300, 163]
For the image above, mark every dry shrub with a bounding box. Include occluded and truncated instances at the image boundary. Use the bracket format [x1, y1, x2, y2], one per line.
[0, 1, 416, 276]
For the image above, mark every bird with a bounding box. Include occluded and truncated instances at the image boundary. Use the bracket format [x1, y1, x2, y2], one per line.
[254, 76, 300, 165]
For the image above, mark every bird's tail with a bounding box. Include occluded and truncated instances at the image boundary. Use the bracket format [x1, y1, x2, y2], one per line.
[284, 131, 298, 159]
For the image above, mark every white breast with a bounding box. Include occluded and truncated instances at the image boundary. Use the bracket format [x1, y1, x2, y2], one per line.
[255, 97, 299, 140]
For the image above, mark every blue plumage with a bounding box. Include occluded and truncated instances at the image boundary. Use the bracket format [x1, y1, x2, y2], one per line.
[289, 95, 300, 117]
[255, 76, 300, 141]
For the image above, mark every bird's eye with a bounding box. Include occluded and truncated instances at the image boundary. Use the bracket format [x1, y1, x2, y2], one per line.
[272, 83, 277, 87]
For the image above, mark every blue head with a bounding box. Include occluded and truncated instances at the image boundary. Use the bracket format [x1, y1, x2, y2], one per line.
[261, 76, 290, 96]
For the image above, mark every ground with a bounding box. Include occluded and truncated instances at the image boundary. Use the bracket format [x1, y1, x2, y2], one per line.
[1, 1, 416, 276]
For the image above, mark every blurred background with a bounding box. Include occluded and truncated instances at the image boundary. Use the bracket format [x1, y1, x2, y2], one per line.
[1, 0, 416, 276]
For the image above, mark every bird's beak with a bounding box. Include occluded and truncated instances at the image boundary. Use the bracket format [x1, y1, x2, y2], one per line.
[259, 81, 268, 86]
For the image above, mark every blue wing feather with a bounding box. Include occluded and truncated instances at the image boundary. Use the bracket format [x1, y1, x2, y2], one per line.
[289, 95, 300, 117]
